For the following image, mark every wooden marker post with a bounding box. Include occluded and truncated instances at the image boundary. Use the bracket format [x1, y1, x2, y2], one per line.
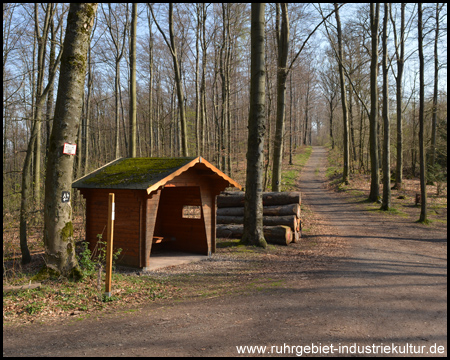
[104, 193, 115, 297]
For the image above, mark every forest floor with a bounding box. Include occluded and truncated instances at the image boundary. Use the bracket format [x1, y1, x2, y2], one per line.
[3, 146, 447, 357]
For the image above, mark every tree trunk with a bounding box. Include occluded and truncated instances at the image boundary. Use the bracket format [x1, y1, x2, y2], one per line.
[218, 191, 301, 207]
[417, 3, 427, 223]
[129, 3, 137, 158]
[20, 4, 62, 265]
[217, 215, 297, 230]
[381, 3, 391, 211]
[217, 203, 300, 218]
[114, 59, 120, 159]
[218, 224, 292, 246]
[430, 3, 440, 168]
[241, 3, 267, 248]
[43, 3, 98, 278]
[393, 3, 405, 190]
[368, 3, 380, 202]
[272, 3, 289, 192]
[168, 4, 188, 157]
[335, 3, 350, 185]
[33, 3, 53, 208]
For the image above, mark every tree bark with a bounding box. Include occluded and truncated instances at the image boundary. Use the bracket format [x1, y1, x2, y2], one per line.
[129, 3, 137, 158]
[241, 3, 267, 248]
[43, 3, 98, 278]
[381, 3, 391, 211]
[217, 203, 300, 218]
[217, 215, 297, 230]
[368, 3, 380, 202]
[218, 191, 301, 207]
[169, 4, 188, 157]
[20, 4, 63, 265]
[391, 3, 405, 190]
[430, 3, 441, 168]
[218, 224, 292, 246]
[272, 3, 289, 192]
[418, 3, 427, 223]
[335, 3, 350, 185]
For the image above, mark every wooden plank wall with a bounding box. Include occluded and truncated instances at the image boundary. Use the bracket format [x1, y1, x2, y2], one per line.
[80, 188, 145, 267]
[144, 190, 161, 268]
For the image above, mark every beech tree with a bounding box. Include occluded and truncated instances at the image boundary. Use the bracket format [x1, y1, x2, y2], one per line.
[368, 3, 380, 202]
[271, 3, 289, 192]
[242, 3, 267, 248]
[149, 3, 189, 157]
[129, 3, 137, 158]
[43, 3, 98, 278]
[417, 3, 427, 223]
[381, 3, 391, 211]
[390, 3, 406, 190]
[334, 3, 350, 185]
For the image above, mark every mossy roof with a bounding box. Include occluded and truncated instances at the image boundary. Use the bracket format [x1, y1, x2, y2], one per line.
[72, 156, 242, 192]
[72, 157, 196, 190]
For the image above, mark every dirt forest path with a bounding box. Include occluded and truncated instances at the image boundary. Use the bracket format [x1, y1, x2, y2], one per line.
[3, 146, 447, 357]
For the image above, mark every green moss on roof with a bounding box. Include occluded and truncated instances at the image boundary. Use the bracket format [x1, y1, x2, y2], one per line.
[73, 157, 195, 189]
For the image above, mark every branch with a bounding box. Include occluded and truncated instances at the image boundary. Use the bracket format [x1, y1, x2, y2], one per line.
[320, 3, 371, 119]
[148, 3, 176, 58]
[288, 3, 346, 74]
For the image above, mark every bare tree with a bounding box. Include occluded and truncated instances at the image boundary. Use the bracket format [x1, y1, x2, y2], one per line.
[334, 3, 350, 184]
[417, 3, 427, 223]
[101, 3, 129, 159]
[381, 3, 391, 210]
[390, 3, 406, 190]
[271, 3, 289, 192]
[129, 3, 137, 158]
[19, 4, 63, 264]
[242, 3, 267, 248]
[149, 3, 188, 157]
[368, 3, 380, 202]
[43, 3, 98, 278]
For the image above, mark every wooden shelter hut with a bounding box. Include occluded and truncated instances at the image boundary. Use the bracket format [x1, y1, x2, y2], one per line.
[72, 157, 241, 269]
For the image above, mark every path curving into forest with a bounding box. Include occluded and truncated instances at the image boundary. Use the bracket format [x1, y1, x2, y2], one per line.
[3, 146, 447, 357]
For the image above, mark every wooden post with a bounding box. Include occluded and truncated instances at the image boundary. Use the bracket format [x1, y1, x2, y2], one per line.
[104, 193, 115, 297]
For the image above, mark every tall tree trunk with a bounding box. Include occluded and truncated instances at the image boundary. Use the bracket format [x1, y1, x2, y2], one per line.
[271, 3, 289, 192]
[114, 59, 121, 159]
[167, 4, 188, 157]
[43, 3, 98, 278]
[335, 3, 350, 184]
[417, 3, 427, 223]
[200, 3, 207, 156]
[381, 3, 391, 211]
[392, 3, 405, 190]
[20, 4, 62, 265]
[242, 3, 267, 248]
[430, 3, 441, 168]
[84, 41, 93, 173]
[147, 8, 154, 157]
[129, 3, 137, 158]
[368, 3, 380, 202]
[33, 4, 55, 208]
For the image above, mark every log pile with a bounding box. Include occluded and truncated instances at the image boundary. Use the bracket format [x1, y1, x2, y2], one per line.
[216, 191, 302, 245]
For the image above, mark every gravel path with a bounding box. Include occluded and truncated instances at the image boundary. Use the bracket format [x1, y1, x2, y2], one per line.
[3, 146, 447, 357]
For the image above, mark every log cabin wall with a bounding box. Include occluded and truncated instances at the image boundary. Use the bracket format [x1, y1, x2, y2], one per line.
[80, 188, 145, 268]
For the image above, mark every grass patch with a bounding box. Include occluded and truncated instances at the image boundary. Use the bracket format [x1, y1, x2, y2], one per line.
[282, 146, 312, 191]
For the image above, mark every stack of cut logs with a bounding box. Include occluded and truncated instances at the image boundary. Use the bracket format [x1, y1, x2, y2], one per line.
[216, 191, 302, 245]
